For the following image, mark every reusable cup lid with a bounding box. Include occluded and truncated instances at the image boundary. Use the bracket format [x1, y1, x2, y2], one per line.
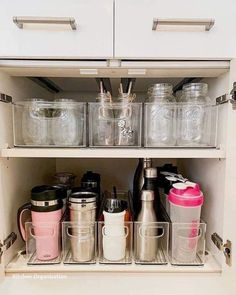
[54, 172, 76, 186]
[104, 198, 125, 213]
[168, 182, 204, 207]
[52, 185, 68, 200]
[31, 185, 60, 201]
[30, 185, 63, 210]
[69, 187, 97, 204]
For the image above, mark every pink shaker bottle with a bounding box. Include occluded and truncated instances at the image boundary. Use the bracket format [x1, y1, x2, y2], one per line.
[168, 182, 204, 263]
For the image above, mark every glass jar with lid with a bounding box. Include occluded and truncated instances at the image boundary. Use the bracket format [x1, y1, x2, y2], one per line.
[144, 83, 176, 146]
[177, 83, 211, 146]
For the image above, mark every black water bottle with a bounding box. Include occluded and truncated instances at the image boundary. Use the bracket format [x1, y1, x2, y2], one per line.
[142, 167, 160, 219]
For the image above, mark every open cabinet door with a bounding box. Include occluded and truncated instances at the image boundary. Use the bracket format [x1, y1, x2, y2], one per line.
[219, 59, 236, 294]
[0, 166, 5, 281]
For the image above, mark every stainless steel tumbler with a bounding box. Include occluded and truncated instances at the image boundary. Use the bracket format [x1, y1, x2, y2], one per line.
[68, 189, 97, 262]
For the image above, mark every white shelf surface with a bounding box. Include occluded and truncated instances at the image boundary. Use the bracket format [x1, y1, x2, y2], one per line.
[6, 253, 221, 274]
[0, 147, 226, 159]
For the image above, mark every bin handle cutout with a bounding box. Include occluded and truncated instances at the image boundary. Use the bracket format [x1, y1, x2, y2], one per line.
[138, 225, 165, 239]
[102, 225, 129, 238]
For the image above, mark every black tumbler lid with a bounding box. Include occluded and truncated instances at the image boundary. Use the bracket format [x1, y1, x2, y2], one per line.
[104, 198, 127, 213]
[81, 171, 100, 183]
[52, 185, 68, 199]
[31, 185, 60, 201]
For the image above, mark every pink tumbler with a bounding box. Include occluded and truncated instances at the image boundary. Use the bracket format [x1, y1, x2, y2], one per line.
[168, 182, 204, 263]
[17, 185, 63, 261]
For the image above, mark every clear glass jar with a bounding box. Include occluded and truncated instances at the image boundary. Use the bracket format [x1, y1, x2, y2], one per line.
[93, 93, 114, 146]
[51, 99, 82, 146]
[177, 83, 211, 146]
[145, 83, 176, 146]
[22, 98, 50, 145]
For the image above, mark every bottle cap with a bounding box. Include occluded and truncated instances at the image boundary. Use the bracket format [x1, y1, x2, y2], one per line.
[168, 182, 204, 207]
[141, 190, 154, 201]
[144, 168, 157, 178]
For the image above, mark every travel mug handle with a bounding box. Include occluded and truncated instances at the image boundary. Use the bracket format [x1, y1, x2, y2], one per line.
[17, 202, 31, 241]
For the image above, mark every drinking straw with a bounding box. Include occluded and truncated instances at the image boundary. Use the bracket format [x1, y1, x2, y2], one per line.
[113, 186, 117, 199]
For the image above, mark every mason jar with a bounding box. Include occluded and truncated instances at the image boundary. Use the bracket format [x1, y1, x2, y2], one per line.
[92, 93, 114, 146]
[51, 99, 83, 146]
[145, 83, 176, 146]
[177, 83, 211, 146]
[22, 99, 50, 146]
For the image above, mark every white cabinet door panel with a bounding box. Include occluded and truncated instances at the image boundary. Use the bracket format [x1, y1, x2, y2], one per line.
[115, 0, 236, 59]
[0, 0, 113, 59]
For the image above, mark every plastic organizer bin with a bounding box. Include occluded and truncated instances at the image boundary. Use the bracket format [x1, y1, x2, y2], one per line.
[23, 221, 206, 266]
[62, 222, 96, 264]
[13, 100, 86, 147]
[170, 222, 206, 266]
[134, 222, 169, 265]
[25, 222, 62, 265]
[89, 102, 142, 147]
[144, 103, 217, 147]
[98, 221, 133, 264]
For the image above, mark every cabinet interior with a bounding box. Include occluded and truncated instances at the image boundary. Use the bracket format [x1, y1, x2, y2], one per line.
[0, 62, 230, 273]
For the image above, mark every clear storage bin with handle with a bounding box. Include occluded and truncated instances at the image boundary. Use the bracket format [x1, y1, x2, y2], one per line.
[62, 222, 96, 264]
[89, 102, 142, 147]
[170, 222, 206, 266]
[25, 222, 62, 265]
[134, 222, 169, 265]
[98, 221, 133, 264]
[13, 100, 86, 147]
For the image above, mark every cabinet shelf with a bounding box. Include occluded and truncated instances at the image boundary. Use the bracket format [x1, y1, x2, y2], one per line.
[6, 253, 221, 274]
[0, 147, 225, 159]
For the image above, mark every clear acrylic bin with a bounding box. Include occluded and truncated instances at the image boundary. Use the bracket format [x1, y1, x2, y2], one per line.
[170, 222, 206, 266]
[134, 222, 169, 265]
[62, 222, 96, 264]
[144, 103, 217, 147]
[25, 222, 62, 265]
[98, 221, 133, 264]
[89, 102, 142, 147]
[13, 100, 86, 147]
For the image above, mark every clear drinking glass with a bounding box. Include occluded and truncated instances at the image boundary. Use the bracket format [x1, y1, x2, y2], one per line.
[22, 99, 50, 145]
[145, 83, 176, 146]
[177, 83, 211, 146]
[51, 99, 83, 146]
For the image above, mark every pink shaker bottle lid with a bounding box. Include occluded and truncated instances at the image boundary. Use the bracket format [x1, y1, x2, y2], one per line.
[168, 182, 204, 207]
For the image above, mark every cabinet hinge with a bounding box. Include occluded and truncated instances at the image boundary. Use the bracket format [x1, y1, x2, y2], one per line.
[216, 93, 236, 109]
[0, 232, 17, 263]
[230, 82, 236, 109]
[0, 93, 12, 103]
[211, 232, 232, 266]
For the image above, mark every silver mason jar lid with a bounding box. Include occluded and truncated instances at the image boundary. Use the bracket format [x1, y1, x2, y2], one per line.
[144, 167, 157, 178]
[141, 190, 154, 201]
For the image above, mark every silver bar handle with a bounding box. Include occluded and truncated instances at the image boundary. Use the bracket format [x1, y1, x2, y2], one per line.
[13, 16, 77, 30]
[152, 18, 215, 31]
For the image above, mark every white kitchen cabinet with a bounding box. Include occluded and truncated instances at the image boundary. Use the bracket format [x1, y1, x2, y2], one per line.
[0, 0, 113, 59]
[115, 0, 236, 59]
[0, 60, 235, 294]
